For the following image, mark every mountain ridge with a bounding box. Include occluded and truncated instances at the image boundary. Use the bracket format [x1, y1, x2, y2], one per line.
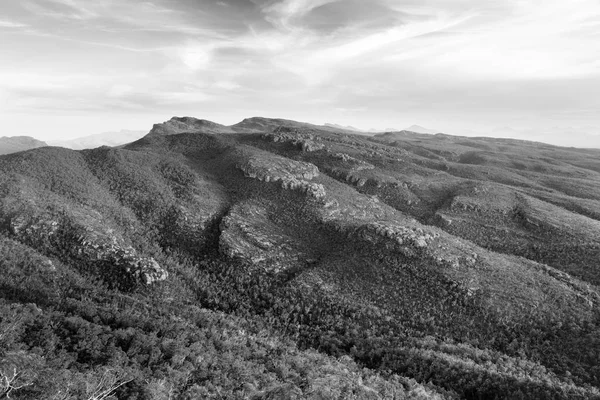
[2, 116, 600, 399]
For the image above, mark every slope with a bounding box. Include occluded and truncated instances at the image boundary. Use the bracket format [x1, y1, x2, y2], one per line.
[1, 117, 600, 399]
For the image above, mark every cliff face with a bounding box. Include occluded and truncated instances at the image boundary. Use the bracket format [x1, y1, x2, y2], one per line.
[219, 200, 312, 273]
[9, 213, 167, 286]
[4, 116, 600, 398]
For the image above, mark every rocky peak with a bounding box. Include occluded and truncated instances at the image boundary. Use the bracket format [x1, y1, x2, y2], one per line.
[147, 116, 233, 136]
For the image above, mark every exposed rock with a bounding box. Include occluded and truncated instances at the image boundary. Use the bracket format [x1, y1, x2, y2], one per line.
[432, 212, 453, 227]
[450, 197, 481, 213]
[77, 231, 168, 285]
[263, 127, 325, 152]
[9, 214, 168, 285]
[237, 154, 325, 200]
[10, 214, 58, 237]
[219, 201, 310, 273]
[331, 152, 375, 171]
[358, 221, 436, 257]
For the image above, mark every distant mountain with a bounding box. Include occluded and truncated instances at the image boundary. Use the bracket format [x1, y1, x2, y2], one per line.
[323, 124, 401, 134]
[0, 135, 47, 155]
[365, 127, 399, 133]
[324, 123, 362, 132]
[404, 124, 439, 134]
[488, 126, 600, 149]
[147, 116, 373, 137]
[48, 129, 146, 149]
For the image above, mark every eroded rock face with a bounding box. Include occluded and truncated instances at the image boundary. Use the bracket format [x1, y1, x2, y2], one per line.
[263, 127, 326, 153]
[9, 214, 168, 285]
[10, 215, 59, 238]
[219, 201, 309, 273]
[329, 219, 436, 258]
[237, 154, 325, 200]
[77, 230, 168, 285]
[331, 152, 375, 171]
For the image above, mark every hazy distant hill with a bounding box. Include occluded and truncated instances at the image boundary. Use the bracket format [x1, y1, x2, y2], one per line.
[324, 122, 362, 132]
[489, 126, 600, 148]
[0, 135, 47, 154]
[405, 124, 439, 134]
[2, 115, 600, 399]
[48, 129, 146, 149]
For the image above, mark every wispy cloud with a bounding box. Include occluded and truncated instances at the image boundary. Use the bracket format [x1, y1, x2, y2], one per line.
[0, 0, 599, 142]
[21, 0, 98, 20]
[261, 0, 341, 29]
[0, 20, 28, 28]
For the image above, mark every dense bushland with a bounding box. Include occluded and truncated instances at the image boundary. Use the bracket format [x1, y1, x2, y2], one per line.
[2, 120, 600, 399]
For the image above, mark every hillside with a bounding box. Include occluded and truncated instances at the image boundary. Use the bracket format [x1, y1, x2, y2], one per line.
[0, 136, 47, 155]
[2, 116, 600, 399]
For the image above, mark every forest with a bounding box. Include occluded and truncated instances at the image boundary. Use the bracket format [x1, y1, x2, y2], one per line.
[2, 117, 600, 399]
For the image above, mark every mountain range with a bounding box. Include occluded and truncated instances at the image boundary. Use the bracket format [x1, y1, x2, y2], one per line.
[2, 116, 600, 399]
[47, 129, 147, 150]
[324, 123, 438, 134]
[404, 125, 439, 134]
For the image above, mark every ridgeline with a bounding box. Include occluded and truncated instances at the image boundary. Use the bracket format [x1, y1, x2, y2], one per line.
[2, 117, 600, 399]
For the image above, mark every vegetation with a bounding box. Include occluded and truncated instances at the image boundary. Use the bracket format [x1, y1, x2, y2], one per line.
[2, 118, 600, 399]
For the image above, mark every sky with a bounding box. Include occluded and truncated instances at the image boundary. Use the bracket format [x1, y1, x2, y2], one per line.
[0, 0, 599, 145]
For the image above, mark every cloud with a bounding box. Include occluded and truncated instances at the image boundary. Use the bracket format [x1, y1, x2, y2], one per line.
[213, 80, 241, 91]
[21, 0, 98, 20]
[261, 0, 341, 29]
[0, 20, 28, 28]
[1, 0, 600, 142]
[411, 0, 600, 80]
[178, 43, 214, 71]
[263, 6, 473, 85]
[107, 84, 135, 98]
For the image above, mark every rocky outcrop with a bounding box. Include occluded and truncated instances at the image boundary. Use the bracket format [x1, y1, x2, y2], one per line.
[76, 229, 168, 285]
[9, 214, 167, 285]
[327, 169, 371, 188]
[237, 154, 325, 200]
[9, 214, 59, 241]
[263, 127, 325, 152]
[365, 222, 436, 249]
[449, 197, 482, 213]
[331, 152, 375, 171]
[431, 212, 453, 227]
[219, 201, 310, 273]
[330, 219, 437, 258]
